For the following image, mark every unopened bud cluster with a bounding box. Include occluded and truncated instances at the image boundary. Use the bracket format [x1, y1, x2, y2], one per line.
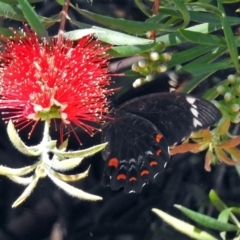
[216, 74, 240, 123]
[131, 43, 172, 88]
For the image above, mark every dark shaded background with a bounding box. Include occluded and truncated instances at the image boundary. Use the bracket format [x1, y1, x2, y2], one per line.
[0, 1, 240, 240]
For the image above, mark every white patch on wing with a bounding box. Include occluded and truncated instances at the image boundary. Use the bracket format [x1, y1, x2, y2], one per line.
[169, 79, 178, 87]
[193, 118, 202, 128]
[186, 96, 196, 105]
[168, 72, 178, 81]
[154, 173, 159, 178]
[190, 107, 199, 117]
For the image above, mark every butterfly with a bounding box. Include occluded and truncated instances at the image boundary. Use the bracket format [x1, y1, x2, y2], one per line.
[101, 73, 222, 193]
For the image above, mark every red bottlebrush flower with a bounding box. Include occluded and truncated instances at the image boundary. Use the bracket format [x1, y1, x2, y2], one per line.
[0, 28, 113, 139]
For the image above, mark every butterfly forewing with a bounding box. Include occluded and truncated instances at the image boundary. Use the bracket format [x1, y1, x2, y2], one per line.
[102, 111, 169, 193]
[118, 93, 221, 146]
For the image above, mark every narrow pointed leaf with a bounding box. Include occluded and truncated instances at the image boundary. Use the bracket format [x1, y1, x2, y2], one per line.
[0, 2, 25, 21]
[63, 29, 102, 40]
[18, 0, 48, 37]
[47, 171, 102, 201]
[109, 43, 156, 57]
[52, 142, 107, 159]
[215, 148, 240, 165]
[12, 175, 39, 208]
[50, 167, 90, 182]
[1, 0, 44, 3]
[152, 208, 217, 240]
[179, 29, 226, 46]
[7, 175, 34, 185]
[172, 0, 190, 28]
[209, 190, 228, 212]
[92, 26, 154, 45]
[218, 136, 240, 148]
[48, 157, 84, 171]
[217, 0, 239, 72]
[70, 4, 170, 34]
[0, 163, 37, 176]
[174, 204, 239, 231]
[7, 120, 40, 156]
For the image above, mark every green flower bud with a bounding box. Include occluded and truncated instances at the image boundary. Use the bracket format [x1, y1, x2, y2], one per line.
[231, 103, 240, 113]
[149, 52, 160, 61]
[132, 63, 139, 72]
[162, 53, 172, 61]
[132, 78, 144, 88]
[224, 92, 232, 102]
[157, 64, 167, 73]
[146, 74, 155, 82]
[216, 85, 225, 94]
[227, 74, 236, 83]
[236, 85, 240, 94]
[138, 59, 148, 68]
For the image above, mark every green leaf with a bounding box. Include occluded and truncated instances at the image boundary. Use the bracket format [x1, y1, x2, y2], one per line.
[172, 0, 190, 28]
[0, 27, 15, 37]
[222, 0, 240, 3]
[160, 7, 240, 26]
[63, 29, 103, 40]
[217, 0, 239, 72]
[92, 26, 154, 45]
[168, 45, 216, 68]
[0, 0, 43, 3]
[187, 46, 227, 65]
[0, 2, 25, 21]
[185, 2, 222, 16]
[203, 80, 229, 101]
[181, 62, 231, 76]
[134, 0, 151, 17]
[179, 29, 226, 46]
[218, 208, 234, 223]
[209, 190, 240, 228]
[70, 19, 92, 29]
[108, 43, 157, 57]
[152, 208, 218, 240]
[156, 22, 223, 47]
[181, 60, 231, 93]
[70, 4, 171, 34]
[174, 204, 239, 232]
[18, 0, 48, 37]
[52, 142, 108, 159]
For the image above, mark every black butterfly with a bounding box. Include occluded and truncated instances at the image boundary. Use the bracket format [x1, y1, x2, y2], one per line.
[101, 73, 221, 193]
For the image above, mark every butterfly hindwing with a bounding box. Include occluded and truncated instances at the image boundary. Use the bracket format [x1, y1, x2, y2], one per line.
[101, 111, 169, 193]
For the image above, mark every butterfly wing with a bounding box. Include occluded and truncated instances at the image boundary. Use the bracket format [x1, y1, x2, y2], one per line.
[102, 92, 221, 192]
[118, 92, 221, 146]
[102, 111, 169, 193]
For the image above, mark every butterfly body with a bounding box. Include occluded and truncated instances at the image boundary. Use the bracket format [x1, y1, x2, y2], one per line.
[102, 76, 221, 193]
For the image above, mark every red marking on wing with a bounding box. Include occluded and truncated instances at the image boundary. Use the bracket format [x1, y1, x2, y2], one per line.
[117, 174, 127, 180]
[150, 160, 158, 166]
[129, 177, 137, 182]
[140, 170, 150, 176]
[108, 157, 119, 168]
[156, 149, 162, 155]
[155, 134, 163, 143]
